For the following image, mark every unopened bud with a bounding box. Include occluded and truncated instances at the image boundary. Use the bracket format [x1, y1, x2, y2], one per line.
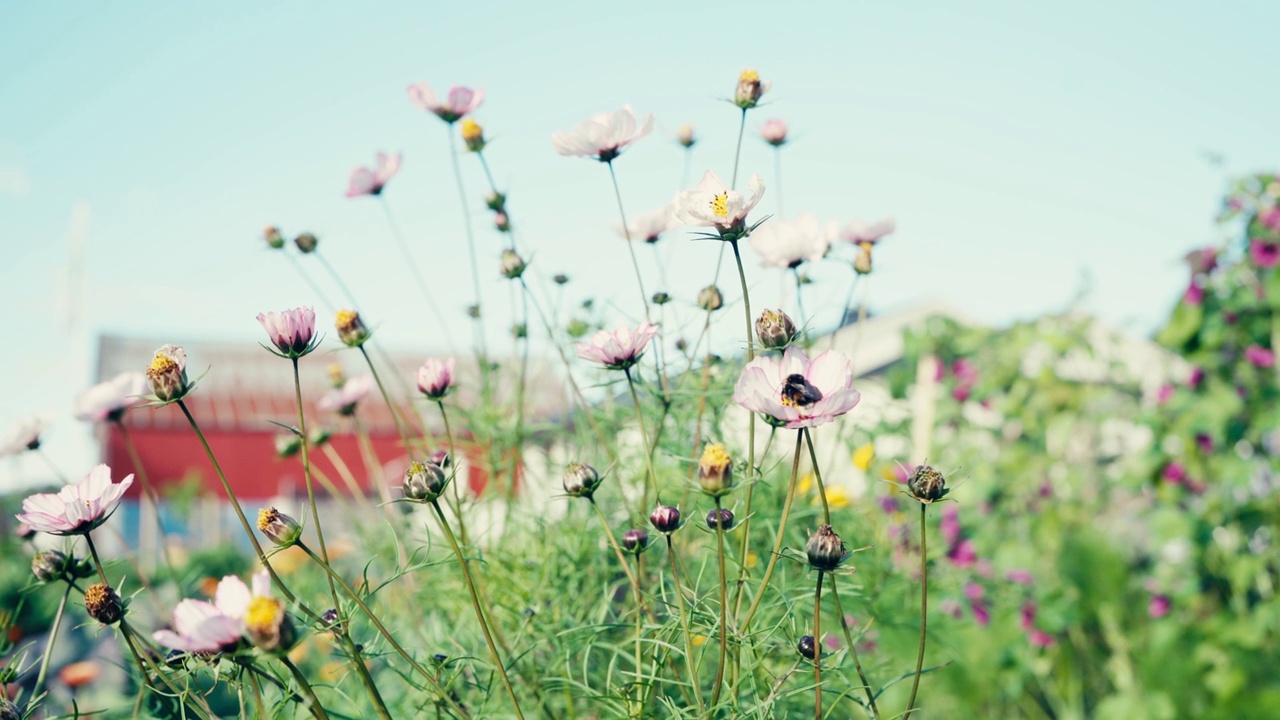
[264, 226, 285, 250]
[500, 249, 527, 279]
[563, 463, 602, 499]
[907, 465, 948, 503]
[0, 698, 18, 720]
[806, 524, 849, 572]
[706, 508, 735, 530]
[403, 460, 448, 502]
[760, 118, 788, 147]
[676, 124, 696, 148]
[494, 211, 511, 233]
[511, 323, 528, 339]
[675, 338, 688, 352]
[698, 443, 734, 497]
[486, 191, 507, 213]
[335, 309, 371, 348]
[85, 582, 124, 625]
[623, 528, 649, 554]
[293, 232, 318, 254]
[32, 550, 68, 583]
[797, 634, 817, 660]
[652, 291, 672, 305]
[321, 608, 341, 627]
[756, 309, 798, 350]
[466, 304, 481, 319]
[697, 285, 724, 312]
[257, 507, 302, 548]
[649, 505, 682, 534]
[553, 273, 570, 285]
[460, 118, 486, 153]
[854, 242, 873, 275]
[275, 433, 301, 459]
[310, 427, 332, 447]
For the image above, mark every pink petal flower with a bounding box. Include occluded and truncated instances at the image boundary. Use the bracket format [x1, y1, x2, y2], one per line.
[16, 464, 134, 536]
[732, 347, 860, 429]
[1249, 238, 1280, 269]
[407, 83, 483, 122]
[576, 322, 659, 370]
[1028, 629, 1055, 648]
[346, 151, 402, 198]
[318, 375, 375, 413]
[759, 118, 788, 146]
[1244, 344, 1275, 368]
[256, 307, 317, 357]
[843, 217, 896, 245]
[417, 357, 457, 400]
[1148, 594, 1171, 619]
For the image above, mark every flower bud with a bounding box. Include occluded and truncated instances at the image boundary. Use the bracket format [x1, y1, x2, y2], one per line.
[275, 433, 301, 459]
[71, 558, 97, 580]
[403, 460, 448, 502]
[466, 304, 481, 319]
[146, 344, 190, 402]
[15, 523, 35, 541]
[760, 118, 788, 147]
[566, 319, 589, 338]
[310, 427, 332, 447]
[755, 309, 798, 350]
[84, 582, 124, 625]
[734, 68, 768, 109]
[697, 285, 724, 312]
[486, 191, 507, 213]
[257, 507, 302, 548]
[335, 309, 371, 348]
[806, 525, 849, 572]
[649, 505, 682, 534]
[494, 211, 511, 233]
[797, 634, 817, 660]
[500, 249, 527, 279]
[263, 226, 285, 250]
[293, 232, 318, 254]
[553, 273, 570, 285]
[511, 323, 528, 340]
[563, 462, 602, 499]
[321, 608, 341, 627]
[623, 528, 649, 554]
[460, 118, 486, 153]
[32, 550, 68, 583]
[675, 338, 688, 352]
[706, 508, 735, 530]
[652, 291, 672, 305]
[907, 465, 948, 503]
[854, 242, 873, 275]
[245, 596, 295, 652]
[676, 124, 696, 149]
[698, 443, 734, 497]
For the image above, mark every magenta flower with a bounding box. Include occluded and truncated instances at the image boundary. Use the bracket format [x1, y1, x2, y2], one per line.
[417, 357, 457, 400]
[345, 152, 402, 198]
[1028, 629, 1056, 648]
[733, 347, 861, 429]
[1245, 345, 1275, 368]
[0, 416, 45, 457]
[748, 213, 834, 269]
[16, 464, 133, 536]
[1182, 282, 1204, 306]
[1260, 206, 1280, 232]
[1156, 384, 1174, 404]
[1195, 433, 1215, 454]
[318, 375, 375, 414]
[1020, 602, 1037, 631]
[948, 539, 978, 568]
[257, 307, 317, 358]
[1250, 238, 1280, 268]
[552, 105, 653, 162]
[1148, 594, 1171, 619]
[153, 572, 269, 654]
[74, 372, 148, 423]
[1188, 366, 1205, 389]
[407, 83, 484, 123]
[1184, 246, 1218, 275]
[759, 118, 788, 147]
[576, 321, 659, 371]
[843, 217, 896, 245]
[940, 505, 961, 546]
[1161, 462, 1187, 484]
[1007, 569, 1034, 585]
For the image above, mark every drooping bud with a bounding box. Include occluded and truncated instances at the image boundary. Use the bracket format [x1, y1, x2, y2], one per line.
[806, 524, 849, 572]
[734, 68, 768, 109]
[797, 634, 817, 660]
[403, 460, 448, 502]
[146, 344, 190, 402]
[698, 443, 734, 497]
[84, 582, 124, 625]
[697, 285, 724, 312]
[460, 118, 486, 153]
[553, 273, 570, 285]
[500, 249, 527, 279]
[485, 191, 507, 213]
[755, 309, 798, 350]
[652, 291, 672, 306]
[563, 463, 602, 499]
[32, 550, 68, 583]
[245, 596, 295, 652]
[706, 508, 735, 531]
[907, 465, 948, 503]
[854, 242, 873, 275]
[676, 124, 696, 149]
[622, 528, 649, 554]
[649, 505, 682, 534]
[257, 507, 302, 548]
[335, 309, 371, 348]
[293, 232, 318, 254]
[263, 226, 285, 250]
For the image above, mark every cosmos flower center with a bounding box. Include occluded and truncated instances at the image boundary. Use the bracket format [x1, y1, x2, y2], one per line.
[335, 309, 358, 329]
[739, 69, 759, 83]
[148, 354, 177, 375]
[780, 373, 823, 408]
[711, 192, 729, 219]
[245, 597, 279, 633]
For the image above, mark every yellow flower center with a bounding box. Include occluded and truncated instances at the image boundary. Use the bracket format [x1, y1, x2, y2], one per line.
[335, 309, 358, 329]
[710, 192, 729, 219]
[700, 443, 731, 469]
[461, 119, 483, 141]
[245, 596, 280, 634]
[256, 508, 274, 531]
[148, 354, 176, 375]
[739, 69, 759, 83]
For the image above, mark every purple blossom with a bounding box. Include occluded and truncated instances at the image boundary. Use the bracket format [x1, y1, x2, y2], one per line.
[1249, 238, 1280, 269]
[1245, 345, 1275, 368]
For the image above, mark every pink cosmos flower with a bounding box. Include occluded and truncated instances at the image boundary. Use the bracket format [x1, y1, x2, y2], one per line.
[1195, 433, 1214, 454]
[0, 416, 45, 457]
[417, 357, 456, 400]
[1260, 206, 1280, 232]
[406, 83, 484, 123]
[552, 105, 653, 162]
[1161, 462, 1187, 484]
[1007, 569, 1034, 585]
[948, 539, 978, 568]
[940, 506, 961, 546]
[318, 375, 375, 414]
[759, 118, 788, 147]
[1028, 629, 1056, 648]
[16, 464, 134, 536]
[1020, 602, 1037, 631]
[1250, 238, 1280, 268]
[843, 217, 896, 245]
[576, 321, 660, 371]
[74, 372, 148, 423]
[153, 572, 269, 654]
[1245, 345, 1276, 368]
[257, 307, 317, 358]
[614, 206, 675, 243]
[1182, 282, 1204, 306]
[345, 152, 402, 198]
[733, 346, 862, 429]
[1148, 594, 1171, 619]
[671, 170, 766, 236]
[1188, 366, 1205, 389]
[1156, 384, 1174, 404]
[748, 213, 834, 269]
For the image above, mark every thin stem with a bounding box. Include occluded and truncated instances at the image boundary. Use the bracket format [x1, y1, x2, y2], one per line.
[829, 577, 880, 719]
[905, 503, 929, 718]
[379, 197, 453, 352]
[429, 501, 526, 720]
[315, 250, 361, 310]
[709, 495, 730, 710]
[248, 667, 269, 719]
[588, 499, 647, 618]
[83, 533, 111, 586]
[793, 268, 809, 345]
[774, 145, 784, 219]
[292, 358, 343, 614]
[115, 418, 176, 574]
[343, 634, 394, 720]
[733, 425, 776, 619]
[28, 582, 72, 712]
[606, 159, 651, 322]
[730, 108, 747, 189]
[447, 125, 488, 359]
[813, 571, 824, 720]
[741, 429, 804, 634]
[357, 346, 414, 451]
[624, 367, 660, 511]
[281, 654, 332, 720]
[433, 399, 471, 548]
[665, 535, 704, 715]
[830, 271, 862, 349]
[729, 238, 758, 611]
[632, 553, 644, 718]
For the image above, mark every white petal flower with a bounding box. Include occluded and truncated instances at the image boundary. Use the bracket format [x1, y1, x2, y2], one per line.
[552, 105, 653, 161]
[671, 171, 766, 234]
[749, 213, 835, 269]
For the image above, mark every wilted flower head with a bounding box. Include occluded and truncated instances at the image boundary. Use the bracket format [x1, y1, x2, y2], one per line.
[734, 68, 770, 109]
[335, 309, 371, 348]
[293, 232, 318, 254]
[756, 309, 798, 350]
[672, 170, 766, 238]
[85, 582, 124, 625]
[649, 505, 682, 534]
[907, 465, 949, 503]
[16, 464, 134, 536]
[697, 285, 724, 312]
[500, 249, 528, 279]
[32, 550, 69, 583]
[74, 372, 148, 423]
[759, 118, 788, 146]
[0, 416, 45, 456]
[576, 321, 659, 371]
[698, 443, 734, 497]
[345, 152, 402, 198]
[843, 218, 896, 246]
[749, 213, 834, 269]
[402, 460, 448, 502]
[257, 307, 318, 358]
[706, 508, 735, 530]
[257, 507, 302, 548]
[614, 206, 675, 243]
[263, 225, 285, 249]
[676, 124, 696, 148]
[622, 528, 649, 554]
[407, 83, 484, 123]
[563, 462, 602, 499]
[553, 105, 653, 162]
[317, 374, 375, 415]
[806, 524, 850, 571]
[460, 119, 486, 153]
[417, 357, 457, 400]
[733, 347, 861, 429]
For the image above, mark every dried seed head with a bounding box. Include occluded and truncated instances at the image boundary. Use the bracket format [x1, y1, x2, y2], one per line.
[806, 524, 849, 572]
[908, 465, 949, 503]
[697, 285, 724, 312]
[84, 582, 124, 625]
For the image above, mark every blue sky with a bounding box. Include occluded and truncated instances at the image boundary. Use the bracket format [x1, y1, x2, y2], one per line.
[1, 0, 1276, 487]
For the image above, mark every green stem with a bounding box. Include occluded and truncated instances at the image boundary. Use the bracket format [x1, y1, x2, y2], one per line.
[292, 357, 343, 615]
[357, 345, 414, 451]
[435, 400, 470, 547]
[793, 268, 810, 347]
[27, 582, 71, 712]
[740, 429, 803, 634]
[429, 501, 526, 720]
[814, 571, 824, 720]
[248, 667, 269, 719]
[378, 197, 451, 347]
[624, 367, 661, 511]
[632, 552, 644, 718]
[905, 503, 929, 718]
[733, 426, 776, 619]
[281, 654, 332, 720]
[666, 535, 704, 715]
[114, 418, 177, 575]
[710, 495, 730, 710]
[588, 499, 648, 619]
[447, 122, 488, 360]
[606, 159, 651, 322]
[730, 108, 747, 189]
[343, 634, 393, 720]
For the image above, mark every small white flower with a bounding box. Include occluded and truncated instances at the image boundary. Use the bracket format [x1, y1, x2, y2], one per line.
[671, 171, 765, 235]
[552, 105, 653, 161]
[614, 206, 675, 243]
[749, 213, 834, 269]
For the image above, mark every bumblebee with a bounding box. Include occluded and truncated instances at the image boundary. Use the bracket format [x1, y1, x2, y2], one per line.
[780, 373, 823, 407]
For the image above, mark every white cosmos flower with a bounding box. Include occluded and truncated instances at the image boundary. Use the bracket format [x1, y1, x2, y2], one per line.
[749, 213, 835, 269]
[842, 217, 896, 245]
[671, 171, 765, 234]
[613, 206, 675, 243]
[552, 105, 653, 161]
